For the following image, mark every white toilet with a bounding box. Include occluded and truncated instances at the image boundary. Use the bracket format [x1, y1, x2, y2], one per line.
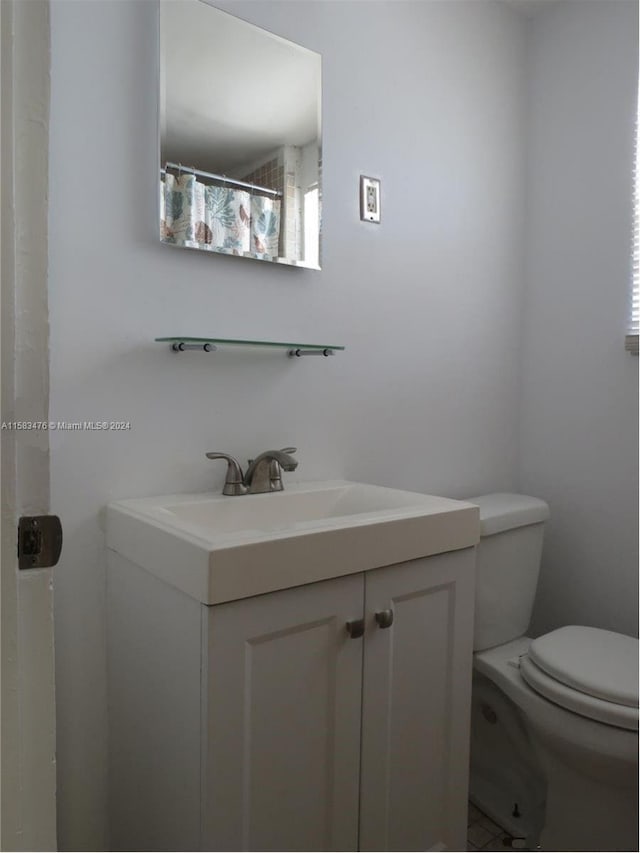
[468, 493, 638, 852]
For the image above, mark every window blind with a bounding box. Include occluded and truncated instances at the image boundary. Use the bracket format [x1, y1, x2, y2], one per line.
[626, 103, 639, 354]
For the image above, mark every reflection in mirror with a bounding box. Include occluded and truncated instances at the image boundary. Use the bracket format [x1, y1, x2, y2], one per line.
[159, 1, 322, 269]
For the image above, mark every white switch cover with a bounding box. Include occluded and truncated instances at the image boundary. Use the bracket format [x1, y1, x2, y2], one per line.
[360, 176, 381, 223]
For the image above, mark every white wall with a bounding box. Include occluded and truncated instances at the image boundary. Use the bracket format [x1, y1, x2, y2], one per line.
[49, 1, 527, 848]
[519, 0, 639, 638]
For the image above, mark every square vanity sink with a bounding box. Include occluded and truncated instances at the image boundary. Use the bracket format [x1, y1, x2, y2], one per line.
[106, 480, 479, 604]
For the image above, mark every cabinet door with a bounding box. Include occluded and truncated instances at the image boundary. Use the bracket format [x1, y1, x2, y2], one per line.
[202, 573, 364, 852]
[359, 549, 475, 852]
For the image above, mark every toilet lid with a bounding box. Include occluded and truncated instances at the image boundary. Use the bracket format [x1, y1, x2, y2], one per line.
[529, 626, 638, 706]
[520, 656, 638, 731]
[521, 626, 639, 731]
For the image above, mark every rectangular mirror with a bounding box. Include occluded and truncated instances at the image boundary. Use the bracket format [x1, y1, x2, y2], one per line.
[159, 1, 322, 269]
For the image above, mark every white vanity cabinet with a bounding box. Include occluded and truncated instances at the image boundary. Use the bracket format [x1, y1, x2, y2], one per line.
[107, 547, 475, 852]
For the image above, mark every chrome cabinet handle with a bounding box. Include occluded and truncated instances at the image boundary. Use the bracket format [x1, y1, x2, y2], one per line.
[346, 618, 365, 639]
[375, 609, 394, 629]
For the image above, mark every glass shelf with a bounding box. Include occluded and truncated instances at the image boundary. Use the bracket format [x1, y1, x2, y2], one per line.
[155, 337, 345, 357]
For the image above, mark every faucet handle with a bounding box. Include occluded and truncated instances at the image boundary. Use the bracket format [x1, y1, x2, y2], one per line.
[205, 452, 247, 496]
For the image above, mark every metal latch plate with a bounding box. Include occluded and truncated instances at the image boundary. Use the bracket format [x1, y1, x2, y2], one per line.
[18, 515, 63, 570]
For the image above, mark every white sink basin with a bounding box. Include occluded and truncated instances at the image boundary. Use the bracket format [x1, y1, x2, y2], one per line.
[106, 480, 479, 604]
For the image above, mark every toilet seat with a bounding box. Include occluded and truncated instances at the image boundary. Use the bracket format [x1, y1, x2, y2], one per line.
[529, 626, 638, 706]
[520, 627, 639, 732]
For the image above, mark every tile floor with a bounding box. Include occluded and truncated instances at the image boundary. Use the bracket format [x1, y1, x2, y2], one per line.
[467, 802, 529, 851]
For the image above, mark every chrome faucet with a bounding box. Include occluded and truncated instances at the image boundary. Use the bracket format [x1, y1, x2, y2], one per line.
[206, 447, 298, 496]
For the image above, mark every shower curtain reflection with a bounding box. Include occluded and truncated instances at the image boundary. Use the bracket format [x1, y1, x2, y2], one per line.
[160, 171, 281, 257]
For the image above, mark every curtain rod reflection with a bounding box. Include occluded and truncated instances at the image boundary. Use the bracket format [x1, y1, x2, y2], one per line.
[162, 161, 283, 197]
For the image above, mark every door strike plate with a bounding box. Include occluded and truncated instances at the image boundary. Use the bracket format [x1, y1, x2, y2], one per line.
[18, 515, 63, 570]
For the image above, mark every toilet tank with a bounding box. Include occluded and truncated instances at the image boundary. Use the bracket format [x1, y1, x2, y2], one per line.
[469, 493, 550, 652]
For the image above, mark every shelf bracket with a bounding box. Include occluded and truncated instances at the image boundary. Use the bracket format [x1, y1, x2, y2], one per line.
[288, 348, 335, 357]
[171, 342, 217, 353]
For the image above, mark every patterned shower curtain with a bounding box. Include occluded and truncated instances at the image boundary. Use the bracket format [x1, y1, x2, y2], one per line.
[250, 195, 281, 257]
[160, 173, 281, 258]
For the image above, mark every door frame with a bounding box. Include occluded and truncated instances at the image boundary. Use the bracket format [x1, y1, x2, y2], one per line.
[1, 0, 56, 849]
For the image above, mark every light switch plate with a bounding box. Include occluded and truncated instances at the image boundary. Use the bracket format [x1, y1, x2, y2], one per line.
[360, 176, 381, 223]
